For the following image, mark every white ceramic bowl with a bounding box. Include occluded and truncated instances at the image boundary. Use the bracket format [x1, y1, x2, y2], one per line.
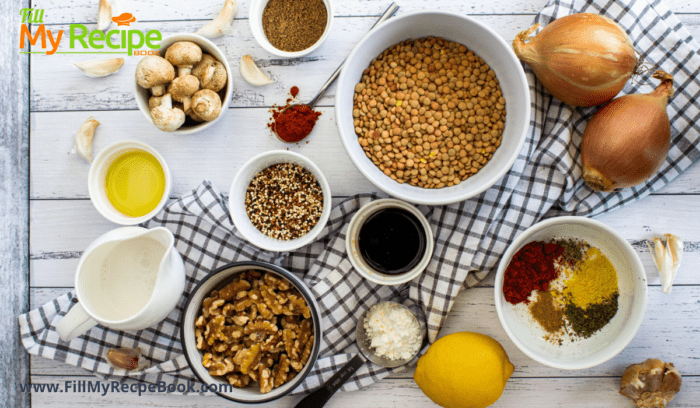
[346, 198, 434, 285]
[88, 140, 172, 225]
[180, 261, 322, 404]
[494, 216, 648, 370]
[249, 0, 334, 58]
[229, 150, 332, 252]
[335, 10, 530, 205]
[134, 33, 233, 135]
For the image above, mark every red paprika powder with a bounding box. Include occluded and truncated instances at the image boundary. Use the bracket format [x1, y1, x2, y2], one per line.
[268, 86, 322, 143]
[271, 105, 322, 143]
[502, 241, 564, 305]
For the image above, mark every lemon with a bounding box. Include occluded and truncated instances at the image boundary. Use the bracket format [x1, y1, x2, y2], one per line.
[414, 332, 514, 408]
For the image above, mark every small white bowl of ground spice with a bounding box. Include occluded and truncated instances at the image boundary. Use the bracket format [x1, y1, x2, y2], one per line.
[229, 150, 332, 252]
[249, 0, 333, 58]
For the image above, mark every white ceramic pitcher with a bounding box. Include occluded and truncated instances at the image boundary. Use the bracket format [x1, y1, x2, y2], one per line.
[57, 226, 186, 342]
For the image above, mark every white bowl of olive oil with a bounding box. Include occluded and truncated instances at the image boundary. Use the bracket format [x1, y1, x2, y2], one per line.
[88, 140, 172, 225]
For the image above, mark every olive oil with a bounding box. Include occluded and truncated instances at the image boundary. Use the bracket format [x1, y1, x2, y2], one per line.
[105, 150, 165, 217]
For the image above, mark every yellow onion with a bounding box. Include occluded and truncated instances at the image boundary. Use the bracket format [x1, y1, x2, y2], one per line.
[513, 13, 638, 107]
[581, 70, 673, 191]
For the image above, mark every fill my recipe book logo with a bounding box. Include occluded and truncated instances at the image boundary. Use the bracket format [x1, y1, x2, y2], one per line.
[19, 8, 162, 55]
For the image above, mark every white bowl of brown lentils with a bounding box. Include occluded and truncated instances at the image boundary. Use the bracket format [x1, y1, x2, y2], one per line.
[335, 10, 531, 205]
[249, 0, 334, 58]
[229, 150, 332, 252]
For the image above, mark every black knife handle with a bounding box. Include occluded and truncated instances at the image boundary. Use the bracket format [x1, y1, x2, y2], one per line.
[294, 354, 365, 408]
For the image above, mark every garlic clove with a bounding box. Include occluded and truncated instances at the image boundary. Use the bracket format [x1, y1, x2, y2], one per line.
[647, 238, 667, 275]
[69, 117, 100, 163]
[647, 234, 683, 294]
[240, 55, 274, 86]
[97, 0, 112, 30]
[195, 0, 237, 38]
[106, 347, 149, 371]
[73, 58, 125, 77]
[663, 233, 683, 294]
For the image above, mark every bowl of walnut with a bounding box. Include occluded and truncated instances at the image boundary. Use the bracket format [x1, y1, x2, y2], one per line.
[180, 261, 322, 403]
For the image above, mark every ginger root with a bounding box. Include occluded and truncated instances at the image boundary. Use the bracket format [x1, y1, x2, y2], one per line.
[620, 359, 681, 408]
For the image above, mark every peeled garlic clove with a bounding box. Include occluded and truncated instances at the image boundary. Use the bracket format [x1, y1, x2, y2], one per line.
[195, 0, 236, 38]
[106, 347, 149, 371]
[69, 118, 100, 163]
[240, 55, 274, 86]
[73, 58, 124, 77]
[97, 0, 112, 30]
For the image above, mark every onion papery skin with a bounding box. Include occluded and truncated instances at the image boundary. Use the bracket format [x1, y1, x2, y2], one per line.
[513, 13, 637, 107]
[581, 71, 673, 192]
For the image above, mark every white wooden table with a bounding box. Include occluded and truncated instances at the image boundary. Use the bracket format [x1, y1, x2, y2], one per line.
[4, 0, 700, 406]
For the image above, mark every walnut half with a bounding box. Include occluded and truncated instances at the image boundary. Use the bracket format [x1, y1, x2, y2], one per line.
[620, 359, 682, 408]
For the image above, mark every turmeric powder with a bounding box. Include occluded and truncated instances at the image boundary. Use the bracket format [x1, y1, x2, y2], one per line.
[563, 247, 618, 309]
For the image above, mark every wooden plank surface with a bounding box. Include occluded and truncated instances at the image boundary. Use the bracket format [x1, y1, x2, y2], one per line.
[28, 195, 700, 287]
[21, 0, 700, 407]
[27, 375, 700, 407]
[28, 15, 700, 112]
[28, 285, 700, 379]
[1, 0, 31, 407]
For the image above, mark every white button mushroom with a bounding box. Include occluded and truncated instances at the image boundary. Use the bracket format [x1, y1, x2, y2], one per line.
[135, 55, 175, 97]
[149, 95, 165, 111]
[192, 54, 228, 92]
[191, 89, 222, 122]
[165, 42, 203, 77]
[168, 75, 200, 110]
[151, 94, 186, 132]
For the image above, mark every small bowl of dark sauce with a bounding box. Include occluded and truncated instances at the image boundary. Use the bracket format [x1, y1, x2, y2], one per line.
[346, 198, 434, 285]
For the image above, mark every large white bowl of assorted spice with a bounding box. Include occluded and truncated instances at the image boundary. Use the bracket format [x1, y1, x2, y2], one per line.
[335, 10, 530, 205]
[494, 216, 647, 370]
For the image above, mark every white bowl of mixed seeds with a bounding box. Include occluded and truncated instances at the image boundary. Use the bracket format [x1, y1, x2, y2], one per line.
[249, 0, 334, 58]
[229, 150, 332, 252]
[335, 11, 530, 205]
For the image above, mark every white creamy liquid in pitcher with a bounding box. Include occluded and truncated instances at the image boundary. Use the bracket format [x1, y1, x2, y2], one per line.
[93, 237, 166, 321]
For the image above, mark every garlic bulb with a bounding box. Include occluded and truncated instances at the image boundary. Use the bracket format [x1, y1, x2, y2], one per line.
[69, 118, 100, 163]
[647, 233, 683, 294]
[73, 58, 124, 77]
[240, 55, 274, 86]
[620, 359, 681, 408]
[196, 0, 236, 38]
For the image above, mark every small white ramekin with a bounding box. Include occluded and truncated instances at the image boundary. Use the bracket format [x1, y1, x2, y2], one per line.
[133, 33, 233, 135]
[88, 140, 172, 225]
[346, 198, 434, 285]
[229, 150, 332, 252]
[248, 0, 334, 58]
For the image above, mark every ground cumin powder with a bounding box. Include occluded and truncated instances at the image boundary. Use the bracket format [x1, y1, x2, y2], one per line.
[529, 291, 563, 333]
[262, 0, 328, 52]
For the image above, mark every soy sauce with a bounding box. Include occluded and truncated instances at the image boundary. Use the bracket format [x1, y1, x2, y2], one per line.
[358, 208, 427, 275]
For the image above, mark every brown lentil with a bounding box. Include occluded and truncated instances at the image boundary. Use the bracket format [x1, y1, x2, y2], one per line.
[353, 37, 506, 188]
[245, 163, 324, 240]
[262, 0, 328, 53]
